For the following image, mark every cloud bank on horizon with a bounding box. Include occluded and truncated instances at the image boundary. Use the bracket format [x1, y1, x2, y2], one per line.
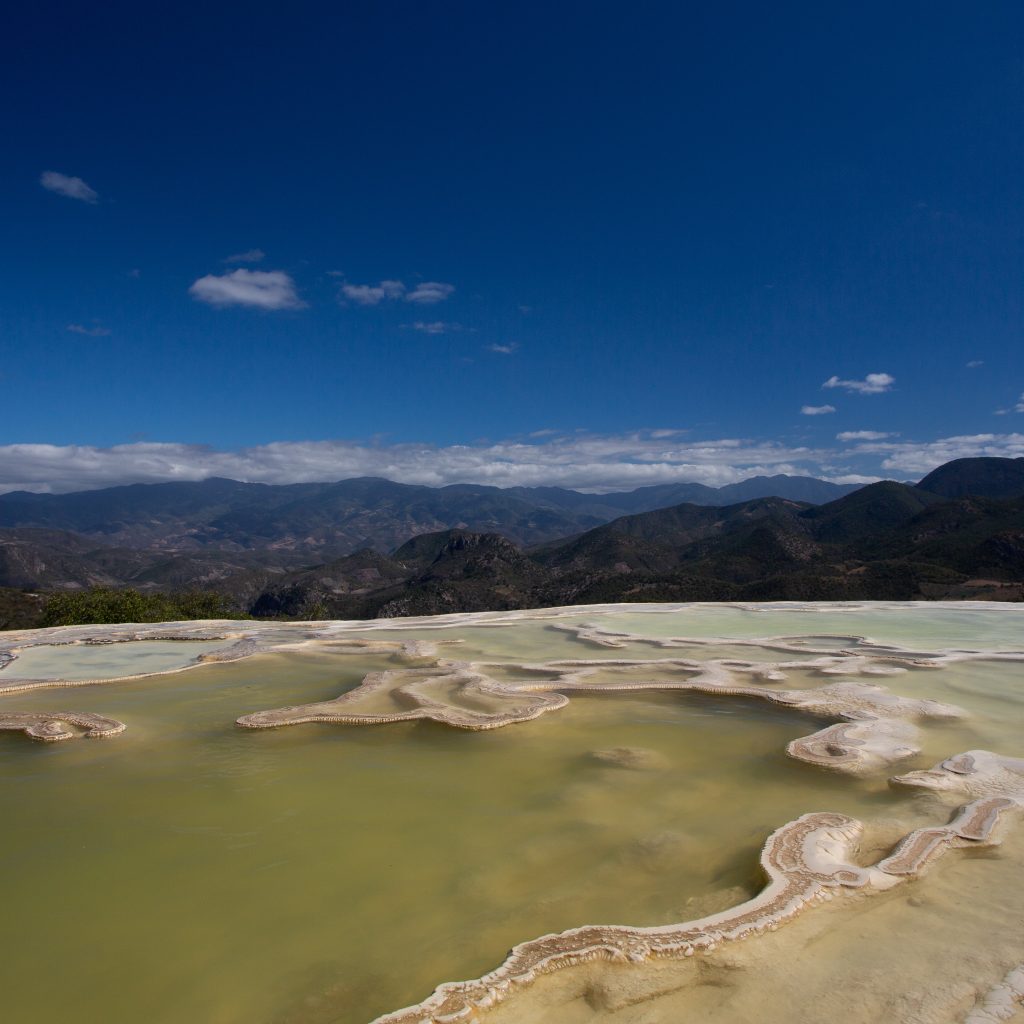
[1, 431, 1022, 495]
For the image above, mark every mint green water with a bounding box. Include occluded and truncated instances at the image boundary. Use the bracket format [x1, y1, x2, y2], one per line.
[0, 638, 231, 682]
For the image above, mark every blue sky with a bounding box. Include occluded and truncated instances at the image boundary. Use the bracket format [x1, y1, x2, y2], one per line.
[2, 1, 1021, 492]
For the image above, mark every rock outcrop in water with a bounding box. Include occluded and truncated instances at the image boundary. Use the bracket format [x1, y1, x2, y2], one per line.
[236, 634, 966, 778]
[0, 710, 125, 741]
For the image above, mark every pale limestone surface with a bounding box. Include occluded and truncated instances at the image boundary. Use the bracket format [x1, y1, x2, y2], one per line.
[892, 750, 1024, 805]
[966, 966, 1024, 1024]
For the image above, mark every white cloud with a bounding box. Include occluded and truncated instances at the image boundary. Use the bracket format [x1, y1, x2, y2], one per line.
[337, 279, 455, 306]
[406, 281, 454, 304]
[822, 372, 894, 395]
[67, 323, 111, 337]
[0, 433, 836, 495]
[966, 360, 984, 368]
[5, 427, 1020, 496]
[828, 473, 884, 485]
[223, 249, 265, 264]
[993, 394, 1024, 416]
[488, 342, 519, 354]
[340, 280, 406, 305]
[40, 170, 98, 203]
[801, 404, 836, 415]
[404, 321, 457, 335]
[836, 430, 895, 441]
[189, 269, 305, 310]
[847, 433, 1024, 476]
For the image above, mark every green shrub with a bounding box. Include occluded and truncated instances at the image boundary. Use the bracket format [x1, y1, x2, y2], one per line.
[40, 588, 243, 627]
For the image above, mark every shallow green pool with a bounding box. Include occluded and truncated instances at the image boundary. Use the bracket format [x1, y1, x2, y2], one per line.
[0, 604, 1021, 1024]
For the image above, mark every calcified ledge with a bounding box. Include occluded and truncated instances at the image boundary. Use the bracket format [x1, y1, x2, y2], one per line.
[370, 749, 1024, 1024]
[0, 628, 459, 697]
[237, 653, 963, 775]
[554, 620, 1024, 664]
[2, 602, 1021, 698]
[1, 605, 1016, 775]
[0, 711, 125, 742]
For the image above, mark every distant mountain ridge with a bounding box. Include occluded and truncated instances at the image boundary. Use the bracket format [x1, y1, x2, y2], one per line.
[3, 458, 1023, 619]
[917, 457, 1024, 499]
[0, 472, 861, 560]
[246, 477, 1024, 617]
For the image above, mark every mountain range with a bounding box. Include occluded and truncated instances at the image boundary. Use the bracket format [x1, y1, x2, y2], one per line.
[0, 472, 859, 593]
[0, 473, 860, 558]
[1, 457, 1023, 623]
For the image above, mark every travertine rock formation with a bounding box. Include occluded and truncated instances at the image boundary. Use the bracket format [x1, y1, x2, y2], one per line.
[369, 775, 1021, 1024]
[892, 750, 1024, 806]
[964, 964, 1024, 1023]
[237, 656, 964, 777]
[0, 711, 125, 741]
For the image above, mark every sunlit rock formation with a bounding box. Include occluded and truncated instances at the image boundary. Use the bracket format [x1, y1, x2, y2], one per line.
[892, 750, 1024, 806]
[369, 779, 1020, 1024]
[236, 655, 964, 777]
